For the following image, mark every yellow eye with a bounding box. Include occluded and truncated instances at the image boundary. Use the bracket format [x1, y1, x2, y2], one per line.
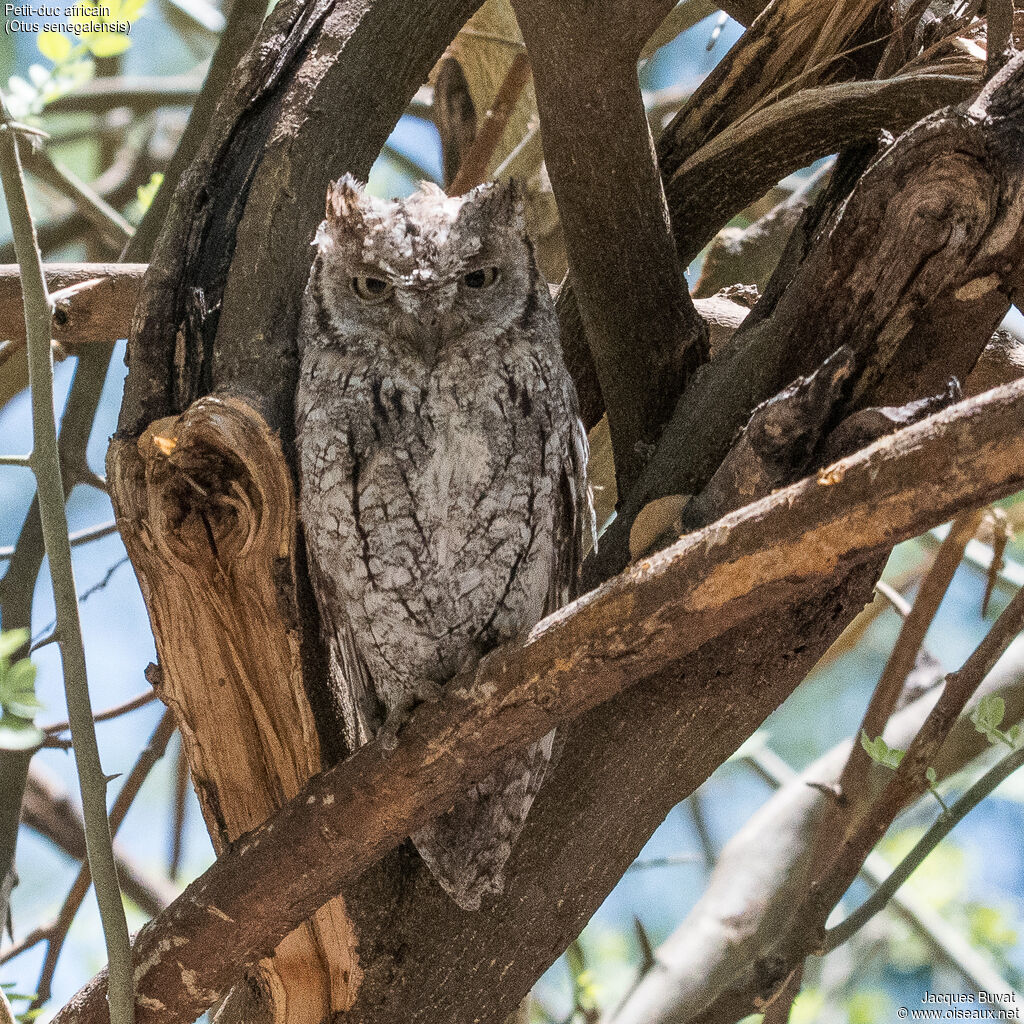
[463, 267, 500, 289]
[352, 276, 394, 301]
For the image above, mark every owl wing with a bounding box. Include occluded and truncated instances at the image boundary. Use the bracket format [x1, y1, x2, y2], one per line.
[305, 553, 383, 751]
[548, 396, 597, 613]
[297, 380, 383, 754]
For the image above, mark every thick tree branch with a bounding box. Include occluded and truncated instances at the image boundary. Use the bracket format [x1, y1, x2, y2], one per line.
[60, 377, 1024, 1024]
[511, 0, 708, 494]
[667, 70, 978, 270]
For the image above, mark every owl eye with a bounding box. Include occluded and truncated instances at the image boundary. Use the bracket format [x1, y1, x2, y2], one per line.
[463, 267, 500, 289]
[351, 276, 394, 302]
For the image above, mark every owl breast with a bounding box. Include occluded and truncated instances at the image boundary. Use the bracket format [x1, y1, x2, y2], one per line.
[298, 345, 561, 714]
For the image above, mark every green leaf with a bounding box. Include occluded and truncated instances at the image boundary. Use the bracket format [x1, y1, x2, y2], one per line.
[0, 718, 44, 752]
[135, 171, 163, 214]
[0, 629, 29, 663]
[788, 988, 825, 1024]
[926, 766, 937, 785]
[84, 30, 132, 57]
[565, 939, 585, 979]
[1, 654, 38, 703]
[968, 904, 1019, 952]
[971, 695, 1011, 747]
[973, 694, 1006, 731]
[861, 730, 904, 770]
[847, 990, 894, 1024]
[37, 30, 72, 63]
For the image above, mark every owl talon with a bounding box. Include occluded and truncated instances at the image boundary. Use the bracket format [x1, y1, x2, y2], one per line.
[378, 714, 405, 755]
[378, 682, 444, 754]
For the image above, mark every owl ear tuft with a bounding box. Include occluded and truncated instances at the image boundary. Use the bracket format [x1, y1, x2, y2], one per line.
[326, 173, 367, 226]
[465, 178, 527, 233]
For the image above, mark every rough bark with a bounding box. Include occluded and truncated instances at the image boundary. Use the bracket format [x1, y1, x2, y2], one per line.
[511, 0, 708, 494]
[108, 399, 358, 1022]
[115, 0, 484, 438]
[99, 8, 1024, 1024]
[60, 377, 1024, 1024]
[562, 13, 976, 435]
[608, 659, 1024, 1024]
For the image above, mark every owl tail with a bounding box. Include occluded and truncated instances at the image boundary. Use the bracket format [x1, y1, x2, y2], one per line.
[411, 729, 556, 911]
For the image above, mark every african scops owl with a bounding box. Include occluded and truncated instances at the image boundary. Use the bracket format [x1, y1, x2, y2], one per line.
[296, 174, 593, 910]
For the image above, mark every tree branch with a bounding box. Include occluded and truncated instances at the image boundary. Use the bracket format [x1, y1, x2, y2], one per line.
[58, 377, 1024, 1024]
[19, 763, 176, 918]
[689, 581, 1024, 1023]
[0, 263, 145, 346]
[823, 742, 1024, 953]
[44, 74, 203, 115]
[511, 0, 708, 494]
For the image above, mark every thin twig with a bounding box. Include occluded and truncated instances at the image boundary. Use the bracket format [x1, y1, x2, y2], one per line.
[168, 740, 189, 881]
[0, 90, 134, 1024]
[0, 924, 49, 966]
[805, 584, 1024, 954]
[923, 527, 1024, 593]
[875, 578, 912, 617]
[30, 710, 176, 1011]
[447, 52, 532, 196]
[0, 454, 31, 467]
[42, 688, 158, 736]
[381, 143, 438, 186]
[19, 763, 176, 917]
[0, 519, 118, 561]
[744, 745, 1018, 1001]
[842, 510, 984, 801]
[31, 555, 130, 655]
[686, 793, 717, 872]
[824, 741, 1024, 952]
[625, 853, 701, 871]
[20, 140, 134, 246]
[45, 73, 203, 115]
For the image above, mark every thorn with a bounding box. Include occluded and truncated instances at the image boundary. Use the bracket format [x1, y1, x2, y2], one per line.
[805, 780, 842, 801]
[633, 915, 657, 975]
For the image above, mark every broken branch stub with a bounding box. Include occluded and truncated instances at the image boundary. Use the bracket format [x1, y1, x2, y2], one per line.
[108, 396, 359, 1023]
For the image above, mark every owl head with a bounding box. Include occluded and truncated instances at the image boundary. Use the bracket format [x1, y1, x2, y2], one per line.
[308, 175, 550, 366]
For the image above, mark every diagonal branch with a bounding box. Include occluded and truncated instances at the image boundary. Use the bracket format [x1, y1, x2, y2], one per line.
[57, 377, 1024, 1024]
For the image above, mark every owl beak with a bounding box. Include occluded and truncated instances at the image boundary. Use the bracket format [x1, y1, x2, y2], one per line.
[398, 288, 453, 366]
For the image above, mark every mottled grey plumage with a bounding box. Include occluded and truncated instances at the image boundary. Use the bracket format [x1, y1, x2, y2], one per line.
[296, 175, 593, 910]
